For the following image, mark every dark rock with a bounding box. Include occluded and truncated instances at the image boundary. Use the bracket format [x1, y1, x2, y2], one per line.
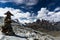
[34, 39, 39, 40]
[2, 11, 15, 36]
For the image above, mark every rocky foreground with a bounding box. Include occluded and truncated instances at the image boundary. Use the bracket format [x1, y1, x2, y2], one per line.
[0, 24, 56, 40]
[0, 21, 60, 40]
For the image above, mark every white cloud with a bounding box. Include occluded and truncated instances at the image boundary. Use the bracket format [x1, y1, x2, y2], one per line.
[0, 7, 22, 17]
[0, 7, 36, 24]
[37, 7, 60, 22]
[49, 12, 60, 22]
[0, 0, 11, 3]
[37, 8, 49, 20]
[25, 0, 38, 6]
[0, 1, 8, 3]
[12, 0, 24, 4]
[13, 0, 38, 6]
[54, 7, 60, 11]
[0, 0, 38, 6]
[0, 7, 60, 24]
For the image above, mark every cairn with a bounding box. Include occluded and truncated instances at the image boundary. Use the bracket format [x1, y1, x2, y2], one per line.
[2, 11, 15, 36]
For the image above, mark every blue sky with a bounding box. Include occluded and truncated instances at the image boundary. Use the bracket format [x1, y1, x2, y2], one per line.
[0, 0, 60, 24]
[0, 0, 60, 12]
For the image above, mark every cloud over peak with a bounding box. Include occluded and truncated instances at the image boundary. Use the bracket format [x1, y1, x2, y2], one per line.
[37, 7, 60, 22]
[0, 7, 34, 24]
[0, 7, 60, 24]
